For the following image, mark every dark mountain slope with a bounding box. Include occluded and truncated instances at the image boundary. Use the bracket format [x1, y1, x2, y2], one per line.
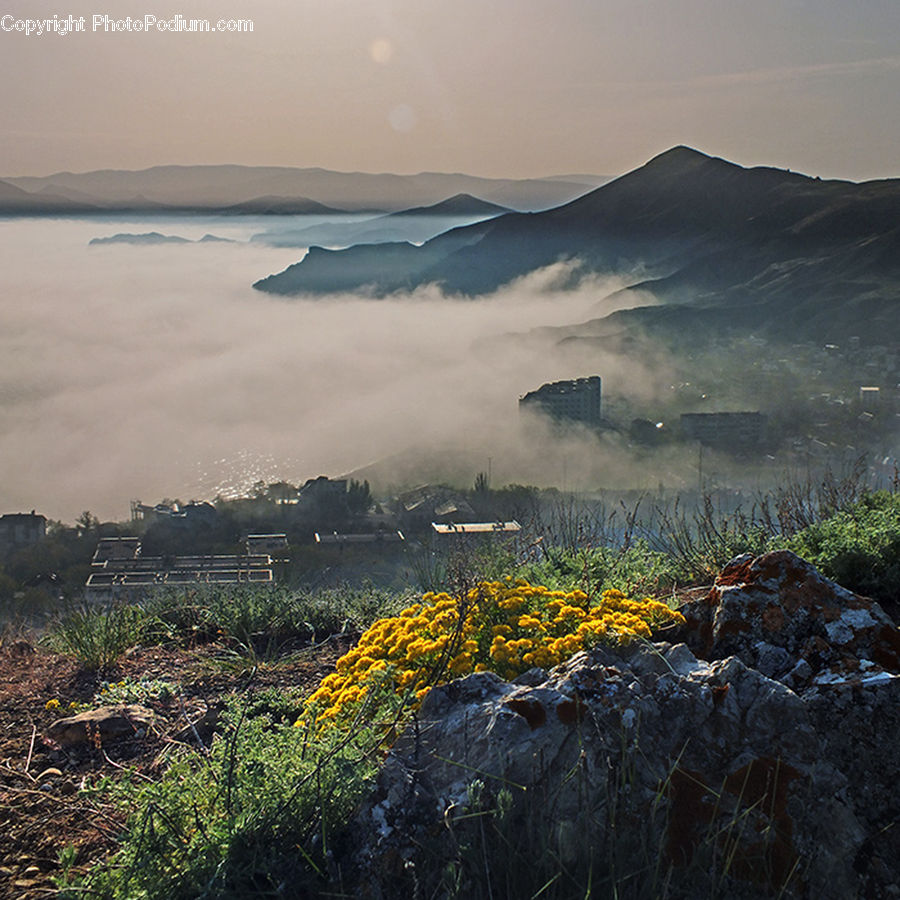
[250, 194, 512, 250]
[254, 146, 900, 343]
[388, 193, 511, 218]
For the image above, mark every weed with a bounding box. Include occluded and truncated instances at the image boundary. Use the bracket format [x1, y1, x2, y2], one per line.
[45, 601, 150, 670]
[71, 691, 381, 900]
[96, 677, 177, 705]
[779, 490, 900, 603]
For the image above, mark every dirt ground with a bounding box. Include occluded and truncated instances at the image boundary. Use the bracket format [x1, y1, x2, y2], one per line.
[0, 635, 344, 899]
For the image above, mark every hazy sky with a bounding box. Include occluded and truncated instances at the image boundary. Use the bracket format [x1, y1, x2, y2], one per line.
[1, 0, 899, 180]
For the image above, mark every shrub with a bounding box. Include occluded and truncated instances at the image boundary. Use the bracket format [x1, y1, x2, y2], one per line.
[303, 579, 684, 727]
[779, 490, 900, 604]
[45, 602, 150, 670]
[519, 540, 682, 597]
[146, 584, 408, 655]
[72, 694, 380, 900]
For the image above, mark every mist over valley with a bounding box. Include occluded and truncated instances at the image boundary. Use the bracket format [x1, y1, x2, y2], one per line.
[2, 149, 898, 528]
[0, 213, 657, 522]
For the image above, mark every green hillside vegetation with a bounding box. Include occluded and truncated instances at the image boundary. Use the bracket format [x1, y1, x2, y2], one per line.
[780, 490, 900, 604]
[40, 475, 898, 898]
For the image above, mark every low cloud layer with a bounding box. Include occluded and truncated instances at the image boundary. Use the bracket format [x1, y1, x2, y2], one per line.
[1, 217, 684, 522]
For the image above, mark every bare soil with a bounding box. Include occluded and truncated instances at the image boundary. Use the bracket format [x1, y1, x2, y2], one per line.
[0, 635, 344, 899]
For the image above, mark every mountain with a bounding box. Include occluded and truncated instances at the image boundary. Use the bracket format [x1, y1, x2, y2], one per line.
[254, 147, 900, 343]
[250, 193, 513, 250]
[89, 232, 191, 245]
[0, 177, 99, 213]
[219, 195, 347, 215]
[88, 232, 235, 245]
[6, 166, 600, 214]
[388, 193, 511, 218]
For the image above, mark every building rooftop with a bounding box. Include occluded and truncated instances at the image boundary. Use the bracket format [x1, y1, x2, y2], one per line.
[431, 521, 522, 535]
[315, 531, 405, 544]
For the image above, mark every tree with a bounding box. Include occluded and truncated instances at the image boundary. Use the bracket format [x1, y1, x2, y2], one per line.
[75, 510, 99, 538]
[266, 481, 299, 504]
[347, 479, 371, 516]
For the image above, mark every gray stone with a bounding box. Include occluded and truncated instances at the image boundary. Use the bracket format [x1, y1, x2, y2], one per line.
[353, 643, 862, 899]
[45, 704, 154, 748]
[346, 552, 900, 898]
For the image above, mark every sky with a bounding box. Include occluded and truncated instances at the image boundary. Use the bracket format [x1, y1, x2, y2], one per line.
[1, 0, 899, 181]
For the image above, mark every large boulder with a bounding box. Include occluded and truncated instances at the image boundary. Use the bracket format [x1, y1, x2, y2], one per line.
[352, 643, 864, 899]
[675, 550, 900, 896]
[349, 551, 900, 899]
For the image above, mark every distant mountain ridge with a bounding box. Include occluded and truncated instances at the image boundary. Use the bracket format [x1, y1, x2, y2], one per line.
[388, 193, 510, 217]
[5, 166, 605, 214]
[255, 146, 900, 344]
[250, 193, 513, 250]
[0, 177, 99, 213]
[89, 232, 234, 245]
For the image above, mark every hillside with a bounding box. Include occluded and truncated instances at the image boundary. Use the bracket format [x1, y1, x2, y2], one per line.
[255, 146, 900, 344]
[250, 193, 512, 249]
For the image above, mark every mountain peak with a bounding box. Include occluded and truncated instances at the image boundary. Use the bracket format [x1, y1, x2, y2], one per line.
[650, 145, 712, 162]
[638, 145, 732, 176]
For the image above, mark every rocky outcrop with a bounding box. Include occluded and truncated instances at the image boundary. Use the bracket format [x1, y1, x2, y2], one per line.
[676, 549, 900, 689]
[351, 552, 900, 899]
[676, 549, 900, 896]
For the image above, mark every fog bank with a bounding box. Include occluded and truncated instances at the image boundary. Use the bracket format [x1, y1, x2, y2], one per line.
[1, 217, 678, 522]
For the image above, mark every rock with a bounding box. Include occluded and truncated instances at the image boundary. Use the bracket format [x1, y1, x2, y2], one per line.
[9, 639, 35, 656]
[342, 552, 900, 898]
[676, 549, 900, 689]
[675, 550, 900, 896]
[45, 704, 154, 748]
[352, 643, 864, 899]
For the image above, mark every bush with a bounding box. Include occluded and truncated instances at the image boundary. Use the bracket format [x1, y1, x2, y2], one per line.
[71, 694, 380, 900]
[146, 584, 408, 655]
[45, 602, 151, 670]
[519, 541, 682, 597]
[304, 579, 684, 728]
[780, 490, 900, 603]
[45, 585, 409, 669]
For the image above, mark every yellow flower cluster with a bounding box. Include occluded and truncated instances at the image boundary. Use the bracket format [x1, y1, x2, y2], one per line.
[303, 579, 684, 728]
[44, 698, 80, 712]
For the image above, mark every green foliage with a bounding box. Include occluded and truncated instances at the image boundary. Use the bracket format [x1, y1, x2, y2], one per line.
[519, 541, 683, 598]
[346, 478, 371, 515]
[45, 584, 408, 669]
[147, 584, 407, 653]
[779, 490, 900, 603]
[45, 602, 150, 670]
[648, 495, 772, 583]
[3, 520, 96, 601]
[72, 694, 379, 900]
[97, 677, 177, 705]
